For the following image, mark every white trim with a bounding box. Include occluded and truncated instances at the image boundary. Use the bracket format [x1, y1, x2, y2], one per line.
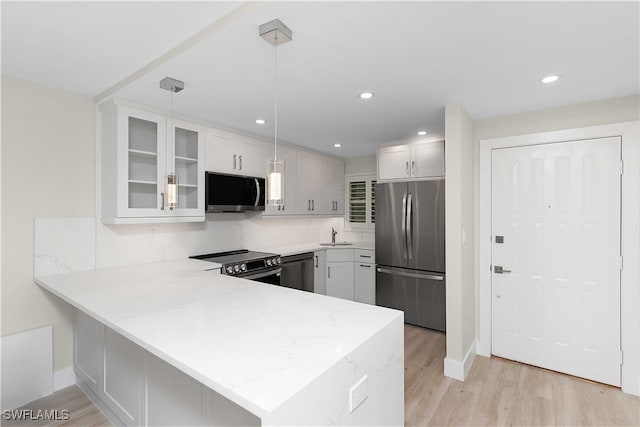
[478, 120, 640, 395]
[53, 367, 76, 391]
[443, 341, 477, 381]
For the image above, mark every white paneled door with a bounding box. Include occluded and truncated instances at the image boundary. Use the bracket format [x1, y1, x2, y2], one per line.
[491, 137, 621, 386]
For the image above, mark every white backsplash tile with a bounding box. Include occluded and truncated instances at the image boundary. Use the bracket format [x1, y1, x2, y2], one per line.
[96, 215, 373, 269]
[34, 217, 96, 276]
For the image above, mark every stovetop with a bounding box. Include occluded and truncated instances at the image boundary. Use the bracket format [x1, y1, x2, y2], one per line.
[190, 249, 278, 264]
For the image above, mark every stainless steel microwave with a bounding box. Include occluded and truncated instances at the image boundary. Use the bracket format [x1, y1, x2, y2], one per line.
[205, 172, 265, 213]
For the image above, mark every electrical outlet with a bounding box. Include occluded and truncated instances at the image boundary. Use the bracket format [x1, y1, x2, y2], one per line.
[349, 374, 368, 413]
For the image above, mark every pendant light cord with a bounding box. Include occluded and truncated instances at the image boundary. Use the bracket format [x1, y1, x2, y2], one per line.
[274, 33, 278, 161]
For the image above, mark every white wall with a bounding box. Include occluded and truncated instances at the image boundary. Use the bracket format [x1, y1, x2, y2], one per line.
[1, 76, 95, 373]
[443, 104, 476, 379]
[473, 94, 640, 339]
[345, 155, 376, 175]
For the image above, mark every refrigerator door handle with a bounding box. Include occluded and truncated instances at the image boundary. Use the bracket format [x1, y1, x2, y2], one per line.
[401, 191, 408, 260]
[407, 192, 413, 260]
[377, 266, 444, 281]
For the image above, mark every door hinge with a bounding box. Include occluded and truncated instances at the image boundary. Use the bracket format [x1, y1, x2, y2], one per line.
[620, 255, 624, 271]
[489, 264, 492, 272]
[620, 350, 624, 366]
[620, 160, 624, 175]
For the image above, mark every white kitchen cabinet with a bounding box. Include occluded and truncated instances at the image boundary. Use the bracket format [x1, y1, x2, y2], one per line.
[262, 144, 297, 215]
[74, 310, 104, 397]
[206, 129, 264, 177]
[170, 119, 205, 217]
[103, 328, 145, 426]
[295, 150, 323, 214]
[378, 140, 444, 181]
[325, 249, 354, 300]
[354, 249, 376, 305]
[313, 250, 326, 295]
[99, 101, 205, 224]
[321, 157, 345, 215]
[145, 355, 203, 427]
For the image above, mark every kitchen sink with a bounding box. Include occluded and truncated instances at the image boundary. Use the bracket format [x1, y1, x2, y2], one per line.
[319, 242, 353, 246]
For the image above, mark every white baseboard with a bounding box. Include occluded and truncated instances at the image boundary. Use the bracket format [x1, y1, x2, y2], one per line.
[53, 367, 76, 391]
[444, 341, 477, 381]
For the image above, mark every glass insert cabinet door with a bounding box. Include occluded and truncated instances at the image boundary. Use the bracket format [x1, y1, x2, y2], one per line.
[167, 119, 204, 216]
[119, 107, 167, 218]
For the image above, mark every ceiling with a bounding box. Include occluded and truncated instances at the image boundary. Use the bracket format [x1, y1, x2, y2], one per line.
[3, 1, 638, 158]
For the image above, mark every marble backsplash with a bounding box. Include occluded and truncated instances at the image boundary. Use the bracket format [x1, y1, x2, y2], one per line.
[95, 214, 373, 269]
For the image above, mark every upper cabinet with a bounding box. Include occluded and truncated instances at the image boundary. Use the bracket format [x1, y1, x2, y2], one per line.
[99, 102, 205, 224]
[261, 145, 344, 217]
[321, 157, 345, 215]
[378, 140, 445, 181]
[295, 150, 324, 214]
[205, 129, 264, 177]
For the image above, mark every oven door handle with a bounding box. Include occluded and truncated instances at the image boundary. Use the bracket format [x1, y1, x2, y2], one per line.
[255, 178, 260, 206]
[241, 268, 282, 280]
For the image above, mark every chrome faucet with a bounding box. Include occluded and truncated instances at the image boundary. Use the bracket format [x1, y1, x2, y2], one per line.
[331, 227, 338, 244]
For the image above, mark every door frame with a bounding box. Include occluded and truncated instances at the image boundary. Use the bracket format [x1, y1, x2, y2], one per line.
[478, 121, 640, 395]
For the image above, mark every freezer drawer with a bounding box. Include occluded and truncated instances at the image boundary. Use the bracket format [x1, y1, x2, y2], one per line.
[376, 266, 446, 332]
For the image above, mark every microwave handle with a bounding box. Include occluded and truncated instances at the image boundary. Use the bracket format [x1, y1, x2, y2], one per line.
[255, 178, 260, 206]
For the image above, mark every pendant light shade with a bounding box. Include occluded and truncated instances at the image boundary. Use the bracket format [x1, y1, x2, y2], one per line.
[267, 158, 285, 205]
[260, 19, 292, 207]
[166, 173, 178, 209]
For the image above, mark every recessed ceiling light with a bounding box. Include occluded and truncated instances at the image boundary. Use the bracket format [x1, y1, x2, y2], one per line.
[541, 75, 559, 84]
[333, 143, 342, 148]
[359, 92, 374, 100]
[417, 131, 427, 136]
[255, 119, 266, 125]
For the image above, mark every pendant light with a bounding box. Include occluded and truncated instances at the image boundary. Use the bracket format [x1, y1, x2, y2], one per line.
[160, 77, 184, 210]
[260, 19, 292, 206]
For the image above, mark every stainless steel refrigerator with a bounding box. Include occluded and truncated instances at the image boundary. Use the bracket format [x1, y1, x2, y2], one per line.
[375, 179, 446, 332]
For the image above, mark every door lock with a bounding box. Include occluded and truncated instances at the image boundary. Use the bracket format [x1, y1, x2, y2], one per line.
[493, 265, 511, 274]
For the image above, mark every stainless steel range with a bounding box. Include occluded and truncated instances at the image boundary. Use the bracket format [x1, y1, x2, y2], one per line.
[190, 250, 282, 285]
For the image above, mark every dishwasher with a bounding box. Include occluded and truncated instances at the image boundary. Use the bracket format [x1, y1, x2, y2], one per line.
[280, 252, 314, 292]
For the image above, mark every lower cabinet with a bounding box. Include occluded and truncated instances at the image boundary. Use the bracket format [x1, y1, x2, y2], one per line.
[103, 328, 144, 426]
[354, 249, 376, 304]
[73, 309, 259, 427]
[323, 248, 376, 304]
[355, 262, 376, 304]
[325, 249, 354, 300]
[313, 250, 326, 295]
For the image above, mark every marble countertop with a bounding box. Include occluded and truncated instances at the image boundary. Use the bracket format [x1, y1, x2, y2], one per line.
[35, 258, 400, 419]
[257, 241, 375, 257]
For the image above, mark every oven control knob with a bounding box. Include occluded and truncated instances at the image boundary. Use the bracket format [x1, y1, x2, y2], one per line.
[240, 263, 247, 272]
[226, 266, 234, 274]
[233, 265, 240, 273]
[266, 259, 272, 266]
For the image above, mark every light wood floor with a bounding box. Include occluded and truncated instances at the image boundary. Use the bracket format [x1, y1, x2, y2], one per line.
[3, 385, 109, 427]
[7, 325, 640, 426]
[404, 324, 640, 426]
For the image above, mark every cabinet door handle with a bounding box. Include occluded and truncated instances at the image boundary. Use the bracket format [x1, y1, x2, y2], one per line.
[283, 205, 285, 211]
[312, 200, 314, 211]
[360, 255, 372, 258]
[315, 256, 319, 268]
[328, 266, 331, 278]
[359, 264, 372, 268]
[278, 205, 281, 211]
[406, 161, 409, 176]
[233, 154, 237, 170]
[239, 155, 243, 170]
[308, 200, 311, 211]
[411, 160, 416, 175]
[160, 192, 165, 210]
